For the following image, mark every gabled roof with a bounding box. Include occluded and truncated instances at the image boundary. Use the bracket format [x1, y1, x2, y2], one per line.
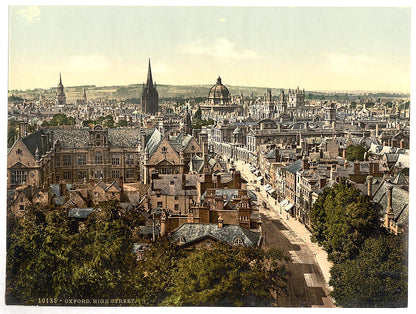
[372, 181, 409, 226]
[171, 223, 261, 247]
[392, 172, 409, 186]
[145, 128, 163, 156]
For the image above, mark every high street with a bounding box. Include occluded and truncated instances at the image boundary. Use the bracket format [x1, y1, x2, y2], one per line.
[235, 160, 334, 307]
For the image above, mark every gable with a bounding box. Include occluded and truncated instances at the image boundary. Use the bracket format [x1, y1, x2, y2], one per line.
[148, 138, 180, 164]
[183, 137, 201, 154]
[7, 139, 37, 168]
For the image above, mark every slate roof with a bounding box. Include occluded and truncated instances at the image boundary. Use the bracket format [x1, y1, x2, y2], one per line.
[139, 225, 160, 235]
[145, 128, 163, 156]
[107, 128, 142, 147]
[68, 208, 94, 219]
[201, 189, 257, 202]
[171, 223, 261, 247]
[285, 159, 303, 174]
[392, 172, 409, 186]
[372, 181, 409, 226]
[190, 155, 204, 173]
[21, 129, 50, 156]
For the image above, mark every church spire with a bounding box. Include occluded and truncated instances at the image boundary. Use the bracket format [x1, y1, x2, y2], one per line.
[146, 58, 153, 88]
[59, 73, 62, 85]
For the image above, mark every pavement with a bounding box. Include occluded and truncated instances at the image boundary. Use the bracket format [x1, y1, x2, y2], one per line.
[235, 160, 333, 288]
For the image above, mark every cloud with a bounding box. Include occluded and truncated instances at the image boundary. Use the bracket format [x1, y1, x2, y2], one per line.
[218, 18, 227, 23]
[64, 54, 111, 72]
[17, 6, 40, 25]
[328, 53, 374, 74]
[178, 38, 261, 60]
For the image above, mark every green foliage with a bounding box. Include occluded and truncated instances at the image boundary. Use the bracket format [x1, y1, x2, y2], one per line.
[345, 144, 366, 161]
[82, 115, 116, 128]
[310, 181, 381, 262]
[193, 106, 202, 121]
[49, 113, 76, 126]
[7, 201, 288, 306]
[162, 244, 288, 306]
[330, 233, 408, 307]
[7, 119, 20, 147]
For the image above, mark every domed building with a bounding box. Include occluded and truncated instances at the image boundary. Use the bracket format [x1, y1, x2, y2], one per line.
[208, 76, 231, 105]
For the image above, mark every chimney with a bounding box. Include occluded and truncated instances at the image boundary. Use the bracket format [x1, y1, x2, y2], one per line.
[218, 215, 224, 228]
[41, 134, 47, 156]
[182, 173, 186, 190]
[342, 148, 346, 160]
[160, 213, 166, 237]
[216, 174, 222, 188]
[302, 156, 309, 170]
[387, 185, 393, 213]
[367, 175, 373, 197]
[140, 130, 147, 149]
[215, 195, 224, 211]
[354, 161, 360, 174]
[205, 173, 212, 183]
[319, 177, 327, 189]
[373, 162, 379, 175]
[234, 171, 242, 189]
[330, 166, 337, 181]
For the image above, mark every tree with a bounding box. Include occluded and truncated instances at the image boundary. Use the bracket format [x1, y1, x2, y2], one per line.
[193, 106, 202, 121]
[310, 181, 381, 262]
[7, 119, 20, 147]
[330, 233, 407, 307]
[49, 113, 75, 126]
[162, 244, 288, 306]
[117, 119, 128, 127]
[345, 144, 366, 161]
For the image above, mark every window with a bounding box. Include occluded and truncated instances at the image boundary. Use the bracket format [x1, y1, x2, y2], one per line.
[206, 240, 212, 247]
[125, 169, 134, 179]
[77, 155, 86, 166]
[178, 236, 185, 244]
[157, 201, 163, 208]
[126, 154, 134, 165]
[174, 204, 179, 211]
[16, 149, 22, 155]
[95, 152, 103, 164]
[78, 170, 87, 180]
[63, 155, 72, 166]
[174, 196, 178, 200]
[162, 147, 167, 153]
[112, 155, 120, 166]
[19, 205, 24, 211]
[94, 170, 104, 179]
[11, 171, 27, 185]
[55, 157, 60, 167]
[233, 237, 244, 246]
[111, 170, 121, 178]
[63, 171, 72, 180]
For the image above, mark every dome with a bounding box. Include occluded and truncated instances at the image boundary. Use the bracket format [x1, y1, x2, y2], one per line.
[208, 76, 231, 105]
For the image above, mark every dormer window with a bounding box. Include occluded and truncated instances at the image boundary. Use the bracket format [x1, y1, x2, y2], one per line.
[233, 237, 244, 246]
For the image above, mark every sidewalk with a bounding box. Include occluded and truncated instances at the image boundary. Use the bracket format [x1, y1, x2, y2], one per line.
[235, 160, 333, 288]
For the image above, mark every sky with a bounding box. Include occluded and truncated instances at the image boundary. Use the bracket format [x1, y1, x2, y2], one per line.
[8, 4, 412, 92]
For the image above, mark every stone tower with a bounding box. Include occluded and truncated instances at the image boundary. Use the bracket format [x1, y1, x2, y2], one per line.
[55, 73, 66, 111]
[141, 59, 159, 114]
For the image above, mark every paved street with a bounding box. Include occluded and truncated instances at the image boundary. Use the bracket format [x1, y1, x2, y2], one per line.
[235, 160, 334, 307]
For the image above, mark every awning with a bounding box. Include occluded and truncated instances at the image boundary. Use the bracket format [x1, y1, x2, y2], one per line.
[263, 184, 272, 191]
[279, 199, 289, 207]
[285, 203, 294, 212]
[254, 170, 261, 176]
[267, 189, 276, 195]
[257, 176, 263, 181]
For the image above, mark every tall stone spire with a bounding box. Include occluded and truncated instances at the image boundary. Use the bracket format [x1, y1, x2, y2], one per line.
[146, 59, 154, 88]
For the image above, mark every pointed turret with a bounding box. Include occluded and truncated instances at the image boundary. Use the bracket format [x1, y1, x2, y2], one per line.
[141, 59, 159, 114]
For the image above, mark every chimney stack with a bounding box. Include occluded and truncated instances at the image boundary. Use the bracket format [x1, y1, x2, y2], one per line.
[216, 174, 222, 188]
[354, 161, 360, 174]
[302, 156, 309, 170]
[367, 175, 373, 197]
[387, 185, 393, 213]
[218, 215, 224, 228]
[234, 171, 242, 189]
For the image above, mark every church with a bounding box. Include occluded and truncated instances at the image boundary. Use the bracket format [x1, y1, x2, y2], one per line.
[141, 59, 159, 114]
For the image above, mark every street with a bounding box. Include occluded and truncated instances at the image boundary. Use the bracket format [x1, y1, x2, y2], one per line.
[235, 160, 334, 307]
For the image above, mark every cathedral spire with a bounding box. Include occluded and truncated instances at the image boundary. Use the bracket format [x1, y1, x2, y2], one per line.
[59, 73, 62, 85]
[146, 59, 153, 88]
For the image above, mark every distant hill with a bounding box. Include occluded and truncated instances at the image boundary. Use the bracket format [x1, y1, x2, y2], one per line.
[8, 84, 409, 103]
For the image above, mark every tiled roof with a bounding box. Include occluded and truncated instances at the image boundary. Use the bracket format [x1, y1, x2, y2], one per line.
[150, 174, 199, 196]
[171, 223, 261, 247]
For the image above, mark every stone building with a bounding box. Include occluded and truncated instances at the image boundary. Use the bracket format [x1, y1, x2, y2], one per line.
[7, 125, 143, 189]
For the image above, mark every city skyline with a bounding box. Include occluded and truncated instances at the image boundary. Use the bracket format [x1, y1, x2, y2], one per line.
[8, 6, 411, 92]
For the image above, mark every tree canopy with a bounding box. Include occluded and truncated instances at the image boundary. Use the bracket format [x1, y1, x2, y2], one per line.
[345, 144, 366, 161]
[310, 180, 407, 307]
[7, 201, 288, 306]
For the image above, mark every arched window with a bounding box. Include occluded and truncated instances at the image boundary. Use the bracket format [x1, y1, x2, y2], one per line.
[95, 152, 103, 164]
[233, 237, 244, 246]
